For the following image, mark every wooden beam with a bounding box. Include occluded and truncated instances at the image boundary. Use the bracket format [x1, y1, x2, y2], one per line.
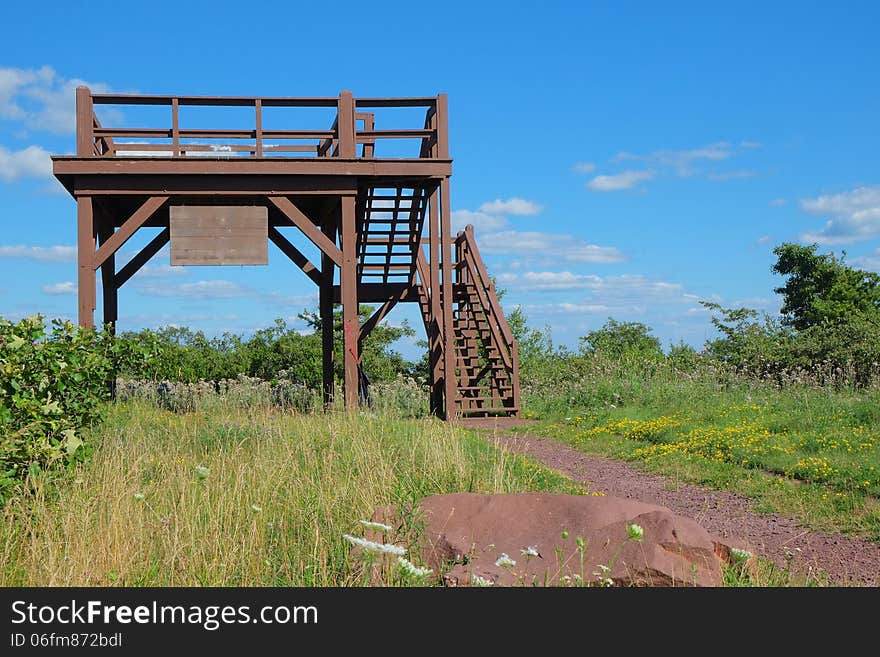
[92, 196, 168, 269]
[340, 195, 359, 409]
[440, 177, 456, 419]
[97, 220, 117, 331]
[359, 295, 401, 344]
[269, 196, 342, 266]
[268, 226, 322, 286]
[77, 196, 95, 328]
[337, 90, 356, 158]
[320, 208, 337, 407]
[76, 87, 93, 157]
[115, 228, 170, 288]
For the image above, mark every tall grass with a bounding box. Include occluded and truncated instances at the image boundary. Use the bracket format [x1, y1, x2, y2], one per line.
[0, 402, 570, 586]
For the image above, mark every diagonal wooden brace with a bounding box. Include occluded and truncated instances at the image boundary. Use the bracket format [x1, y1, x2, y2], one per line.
[92, 196, 169, 269]
[268, 226, 322, 286]
[115, 227, 170, 288]
[269, 196, 342, 267]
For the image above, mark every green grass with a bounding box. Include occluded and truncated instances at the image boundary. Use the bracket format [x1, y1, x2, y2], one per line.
[523, 380, 880, 541]
[0, 401, 575, 586]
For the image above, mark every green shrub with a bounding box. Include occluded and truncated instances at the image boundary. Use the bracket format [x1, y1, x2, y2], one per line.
[0, 316, 119, 500]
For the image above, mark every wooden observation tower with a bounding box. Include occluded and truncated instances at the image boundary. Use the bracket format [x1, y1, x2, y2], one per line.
[52, 88, 520, 419]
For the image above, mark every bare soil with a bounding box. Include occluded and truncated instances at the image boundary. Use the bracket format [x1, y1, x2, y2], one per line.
[458, 418, 880, 585]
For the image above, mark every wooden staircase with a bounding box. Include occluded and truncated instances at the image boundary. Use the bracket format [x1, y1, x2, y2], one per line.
[355, 185, 519, 418]
[449, 225, 520, 416]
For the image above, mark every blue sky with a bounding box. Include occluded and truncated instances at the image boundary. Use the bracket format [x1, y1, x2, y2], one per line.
[1, 1, 879, 358]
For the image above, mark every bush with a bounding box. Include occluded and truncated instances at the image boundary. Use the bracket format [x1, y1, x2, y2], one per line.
[0, 316, 119, 500]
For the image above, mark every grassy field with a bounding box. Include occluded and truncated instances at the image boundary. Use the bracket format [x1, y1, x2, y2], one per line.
[0, 401, 575, 587]
[525, 377, 880, 541]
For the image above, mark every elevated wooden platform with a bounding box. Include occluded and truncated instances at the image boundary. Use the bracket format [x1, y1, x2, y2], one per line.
[52, 88, 519, 418]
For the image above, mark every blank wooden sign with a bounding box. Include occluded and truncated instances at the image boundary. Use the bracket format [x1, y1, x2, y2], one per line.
[170, 206, 268, 266]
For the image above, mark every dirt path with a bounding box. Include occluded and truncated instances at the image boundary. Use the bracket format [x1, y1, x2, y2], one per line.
[460, 419, 880, 585]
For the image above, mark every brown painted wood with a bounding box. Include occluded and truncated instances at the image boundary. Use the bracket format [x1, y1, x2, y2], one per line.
[440, 177, 456, 418]
[93, 196, 168, 268]
[336, 91, 356, 159]
[340, 195, 358, 409]
[320, 209, 337, 406]
[170, 206, 268, 265]
[268, 226, 321, 285]
[116, 228, 170, 288]
[77, 196, 95, 328]
[269, 197, 342, 266]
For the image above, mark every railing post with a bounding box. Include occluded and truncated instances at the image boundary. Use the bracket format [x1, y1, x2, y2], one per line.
[76, 86, 93, 157]
[255, 99, 263, 158]
[435, 93, 449, 159]
[337, 90, 356, 158]
[171, 97, 180, 157]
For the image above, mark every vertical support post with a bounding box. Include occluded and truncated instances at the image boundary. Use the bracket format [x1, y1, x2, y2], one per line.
[97, 218, 117, 333]
[171, 97, 180, 157]
[77, 196, 96, 328]
[320, 209, 337, 406]
[340, 194, 359, 410]
[440, 178, 456, 419]
[435, 94, 456, 419]
[255, 99, 263, 158]
[75, 86, 93, 157]
[337, 90, 356, 158]
[428, 188, 443, 416]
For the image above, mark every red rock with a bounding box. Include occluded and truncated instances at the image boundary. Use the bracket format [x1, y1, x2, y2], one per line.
[388, 493, 725, 587]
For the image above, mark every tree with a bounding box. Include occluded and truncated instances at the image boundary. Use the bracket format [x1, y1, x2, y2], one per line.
[772, 243, 880, 330]
[579, 318, 662, 359]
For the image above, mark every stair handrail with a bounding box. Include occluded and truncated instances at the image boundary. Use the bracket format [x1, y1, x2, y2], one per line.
[457, 225, 516, 369]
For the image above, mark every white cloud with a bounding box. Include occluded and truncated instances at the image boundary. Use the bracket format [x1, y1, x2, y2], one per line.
[0, 65, 111, 135]
[0, 145, 52, 182]
[451, 209, 508, 233]
[586, 170, 655, 192]
[557, 302, 611, 313]
[572, 161, 596, 174]
[755, 235, 772, 245]
[519, 274, 698, 315]
[42, 281, 77, 295]
[614, 142, 731, 176]
[769, 198, 787, 207]
[707, 169, 756, 181]
[851, 249, 880, 272]
[495, 271, 599, 290]
[136, 280, 253, 299]
[800, 186, 880, 244]
[0, 245, 76, 262]
[740, 141, 762, 149]
[479, 230, 625, 264]
[478, 197, 543, 216]
[132, 264, 189, 278]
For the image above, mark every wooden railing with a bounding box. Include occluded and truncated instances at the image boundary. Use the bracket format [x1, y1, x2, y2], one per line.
[455, 225, 518, 372]
[75, 87, 447, 160]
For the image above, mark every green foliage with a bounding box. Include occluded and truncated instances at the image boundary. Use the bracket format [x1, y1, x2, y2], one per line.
[0, 316, 119, 501]
[579, 319, 663, 360]
[117, 310, 416, 386]
[772, 242, 880, 330]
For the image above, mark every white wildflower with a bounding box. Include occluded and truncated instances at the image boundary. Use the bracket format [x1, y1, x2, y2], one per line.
[495, 553, 516, 568]
[359, 519, 392, 532]
[341, 534, 406, 556]
[470, 574, 494, 587]
[730, 547, 753, 562]
[520, 545, 540, 558]
[133, 492, 145, 501]
[397, 557, 433, 578]
[194, 465, 210, 479]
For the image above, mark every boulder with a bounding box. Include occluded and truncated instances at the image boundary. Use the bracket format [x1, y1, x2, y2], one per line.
[373, 493, 727, 586]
